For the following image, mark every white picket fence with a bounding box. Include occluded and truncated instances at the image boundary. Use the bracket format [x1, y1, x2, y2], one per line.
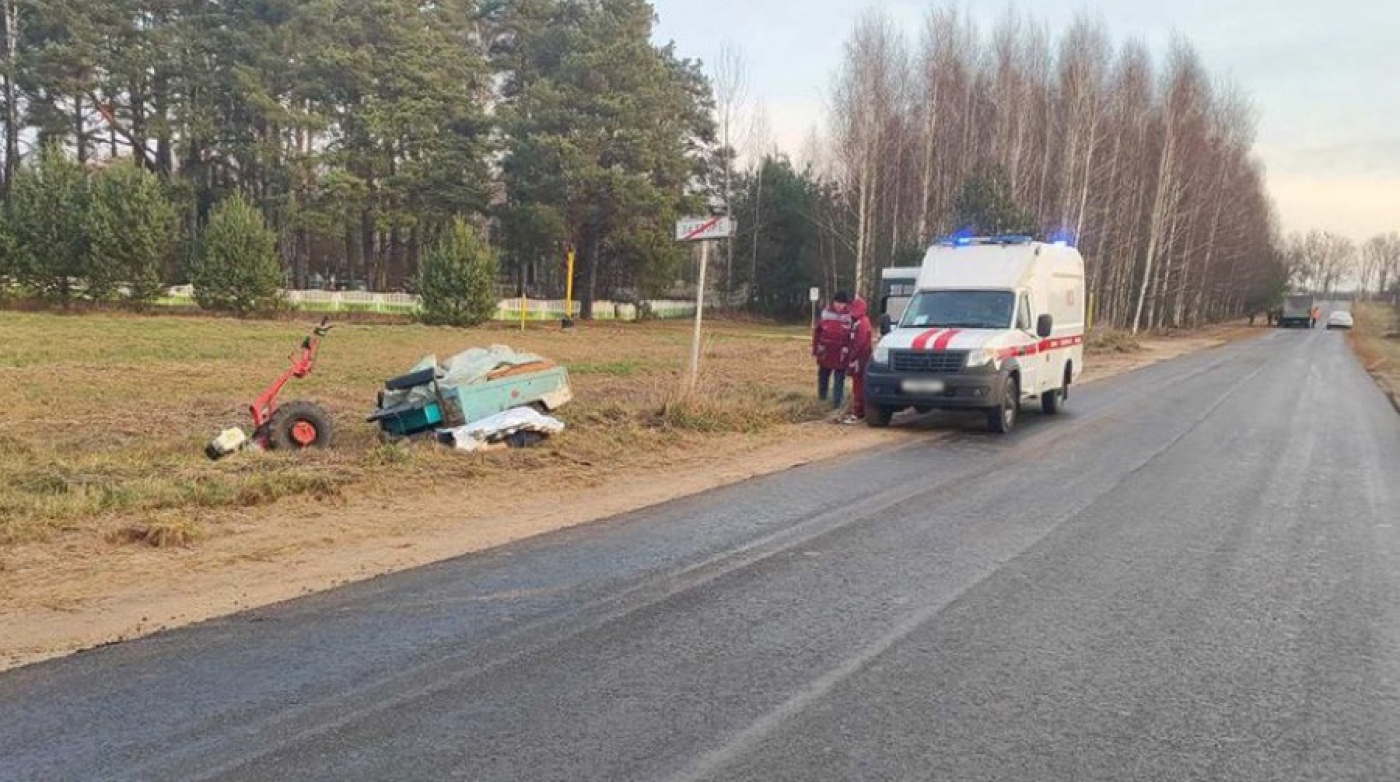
[159, 286, 705, 322]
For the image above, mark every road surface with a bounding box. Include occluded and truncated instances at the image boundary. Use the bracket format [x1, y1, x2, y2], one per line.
[3, 325, 1399, 781]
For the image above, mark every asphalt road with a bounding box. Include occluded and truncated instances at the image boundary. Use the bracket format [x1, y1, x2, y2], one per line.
[4, 323, 1399, 782]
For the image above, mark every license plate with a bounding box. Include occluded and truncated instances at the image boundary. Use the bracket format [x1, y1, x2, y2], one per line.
[902, 379, 946, 394]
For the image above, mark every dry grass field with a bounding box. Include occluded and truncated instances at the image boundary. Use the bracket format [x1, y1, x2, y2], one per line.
[0, 312, 824, 547]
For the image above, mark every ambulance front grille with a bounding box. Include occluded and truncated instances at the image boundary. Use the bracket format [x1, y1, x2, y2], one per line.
[892, 350, 968, 374]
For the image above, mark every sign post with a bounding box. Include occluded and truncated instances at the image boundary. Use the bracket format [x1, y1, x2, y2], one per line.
[809, 286, 820, 329]
[690, 242, 709, 388]
[676, 216, 736, 391]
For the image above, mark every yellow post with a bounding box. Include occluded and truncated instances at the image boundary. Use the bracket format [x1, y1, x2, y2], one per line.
[1087, 292, 1095, 332]
[520, 293, 527, 331]
[564, 248, 576, 325]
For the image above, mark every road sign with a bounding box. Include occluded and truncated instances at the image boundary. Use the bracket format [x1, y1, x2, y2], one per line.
[809, 287, 820, 303]
[676, 216, 735, 242]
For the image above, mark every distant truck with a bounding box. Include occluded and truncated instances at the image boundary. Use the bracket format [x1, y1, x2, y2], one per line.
[1280, 295, 1315, 329]
[865, 235, 1086, 434]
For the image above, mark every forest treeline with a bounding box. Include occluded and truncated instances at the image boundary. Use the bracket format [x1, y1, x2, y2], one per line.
[1, 1, 1391, 324]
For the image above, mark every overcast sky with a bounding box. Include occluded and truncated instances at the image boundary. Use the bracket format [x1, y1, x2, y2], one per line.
[651, 0, 1400, 241]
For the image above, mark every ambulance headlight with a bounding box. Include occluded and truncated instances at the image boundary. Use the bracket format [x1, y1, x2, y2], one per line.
[873, 343, 891, 367]
[965, 348, 998, 369]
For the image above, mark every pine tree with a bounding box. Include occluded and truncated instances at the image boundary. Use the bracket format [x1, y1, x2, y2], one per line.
[5, 144, 88, 303]
[191, 194, 282, 315]
[498, 0, 714, 316]
[87, 160, 177, 306]
[417, 218, 499, 327]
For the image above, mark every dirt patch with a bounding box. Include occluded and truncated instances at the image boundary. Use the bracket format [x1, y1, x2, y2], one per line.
[0, 316, 1259, 670]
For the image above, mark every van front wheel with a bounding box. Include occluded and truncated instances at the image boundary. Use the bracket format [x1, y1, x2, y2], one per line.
[865, 404, 894, 428]
[1042, 367, 1070, 415]
[987, 376, 1019, 434]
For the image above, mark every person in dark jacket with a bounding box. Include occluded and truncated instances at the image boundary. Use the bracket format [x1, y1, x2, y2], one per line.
[843, 296, 874, 425]
[812, 291, 853, 409]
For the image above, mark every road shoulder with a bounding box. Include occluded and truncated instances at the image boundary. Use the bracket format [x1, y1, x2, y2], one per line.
[0, 323, 1261, 671]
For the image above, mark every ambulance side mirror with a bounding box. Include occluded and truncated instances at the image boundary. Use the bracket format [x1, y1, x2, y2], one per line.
[880, 313, 894, 336]
[1036, 314, 1054, 339]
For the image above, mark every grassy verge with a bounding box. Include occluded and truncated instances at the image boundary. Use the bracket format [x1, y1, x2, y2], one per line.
[1350, 303, 1400, 412]
[0, 312, 823, 546]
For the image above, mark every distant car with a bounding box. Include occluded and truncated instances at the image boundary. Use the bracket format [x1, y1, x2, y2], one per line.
[1326, 310, 1354, 330]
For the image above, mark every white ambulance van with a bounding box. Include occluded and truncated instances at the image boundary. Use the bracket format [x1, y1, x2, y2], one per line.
[864, 235, 1085, 433]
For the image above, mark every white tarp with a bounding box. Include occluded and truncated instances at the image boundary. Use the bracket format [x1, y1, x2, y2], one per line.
[439, 407, 566, 452]
[439, 345, 548, 389]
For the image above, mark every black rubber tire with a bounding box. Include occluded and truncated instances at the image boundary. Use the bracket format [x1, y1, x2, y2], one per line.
[1041, 366, 1071, 415]
[865, 404, 894, 428]
[268, 400, 335, 450]
[987, 376, 1019, 434]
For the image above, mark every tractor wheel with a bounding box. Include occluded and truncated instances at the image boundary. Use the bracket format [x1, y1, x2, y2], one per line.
[268, 401, 335, 451]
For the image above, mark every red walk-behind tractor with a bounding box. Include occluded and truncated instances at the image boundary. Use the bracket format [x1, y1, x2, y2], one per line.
[205, 318, 337, 460]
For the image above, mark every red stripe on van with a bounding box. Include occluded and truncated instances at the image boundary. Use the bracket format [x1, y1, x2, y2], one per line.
[911, 329, 943, 350]
[998, 334, 1084, 361]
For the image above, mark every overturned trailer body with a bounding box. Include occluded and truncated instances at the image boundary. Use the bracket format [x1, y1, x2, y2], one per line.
[368, 346, 572, 439]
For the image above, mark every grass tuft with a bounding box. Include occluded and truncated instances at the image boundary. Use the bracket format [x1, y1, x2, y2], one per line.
[568, 360, 644, 377]
[1087, 329, 1143, 354]
[657, 386, 828, 434]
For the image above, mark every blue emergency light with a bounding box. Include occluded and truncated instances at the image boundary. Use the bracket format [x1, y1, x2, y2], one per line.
[933, 227, 977, 247]
[933, 232, 1035, 248]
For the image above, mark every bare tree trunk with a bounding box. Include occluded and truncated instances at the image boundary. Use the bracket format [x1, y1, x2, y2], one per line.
[1, 0, 18, 190]
[1133, 133, 1174, 334]
[1190, 171, 1227, 326]
[748, 162, 764, 311]
[855, 161, 872, 299]
[713, 45, 747, 303]
[584, 223, 601, 320]
[74, 92, 87, 164]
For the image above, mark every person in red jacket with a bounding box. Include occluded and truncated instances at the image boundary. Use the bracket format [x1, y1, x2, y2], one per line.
[813, 291, 853, 410]
[843, 296, 874, 425]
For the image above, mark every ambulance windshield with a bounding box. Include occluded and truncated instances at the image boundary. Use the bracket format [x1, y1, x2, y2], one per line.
[899, 290, 1015, 330]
